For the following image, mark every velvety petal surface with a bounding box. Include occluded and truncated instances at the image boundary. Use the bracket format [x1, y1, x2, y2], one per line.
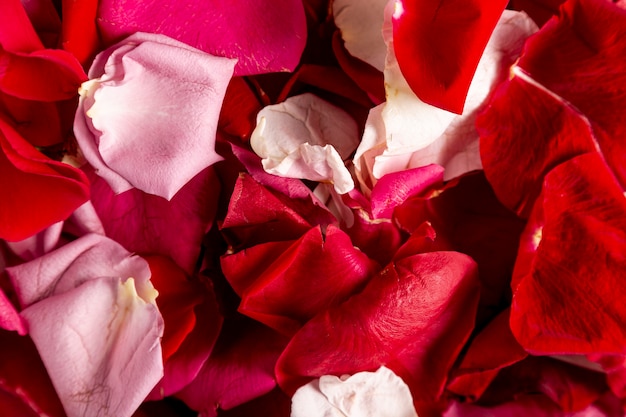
[276, 251, 480, 415]
[97, 0, 306, 75]
[75, 32, 235, 199]
[6, 234, 164, 417]
[392, 0, 508, 114]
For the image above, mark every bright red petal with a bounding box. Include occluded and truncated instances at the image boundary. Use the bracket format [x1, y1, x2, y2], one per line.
[392, 0, 508, 114]
[60, 0, 101, 65]
[0, 117, 90, 241]
[0, 0, 43, 52]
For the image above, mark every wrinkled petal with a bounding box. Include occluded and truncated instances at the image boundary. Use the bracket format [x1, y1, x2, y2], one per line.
[392, 0, 508, 113]
[222, 225, 379, 336]
[292, 366, 418, 417]
[97, 0, 306, 76]
[276, 251, 480, 415]
[75, 32, 235, 199]
[6, 234, 163, 417]
[251, 93, 358, 194]
[332, 0, 388, 71]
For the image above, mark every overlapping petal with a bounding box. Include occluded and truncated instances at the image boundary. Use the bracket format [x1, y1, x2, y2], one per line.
[75, 32, 235, 200]
[6, 234, 164, 417]
[392, 0, 508, 114]
[97, 0, 307, 76]
[276, 251, 480, 415]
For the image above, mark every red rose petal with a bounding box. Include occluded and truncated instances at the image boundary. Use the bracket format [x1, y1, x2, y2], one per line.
[60, 0, 101, 65]
[509, 0, 566, 27]
[392, 0, 508, 114]
[0, 117, 90, 241]
[225, 225, 379, 336]
[0, 0, 43, 52]
[510, 153, 626, 355]
[276, 251, 480, 414]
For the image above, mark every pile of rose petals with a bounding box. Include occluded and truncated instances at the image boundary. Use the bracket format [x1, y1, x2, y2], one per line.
[2, 0, 626, 416]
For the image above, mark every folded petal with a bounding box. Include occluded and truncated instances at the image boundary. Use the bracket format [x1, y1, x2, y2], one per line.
[97, 0, 306, 75]
[6, 234, 164, 417]
[276, 251, 480, 414]
[75, 32, 235, 199]
[0, 116, 90, 241]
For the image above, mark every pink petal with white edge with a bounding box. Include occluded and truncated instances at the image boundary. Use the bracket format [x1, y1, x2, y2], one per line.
[250, 93, 359, 194]
[333, 0, 388, 72]
[75, 32, 236, 200]
[6, 234, 163, 417]
[354, 9, 537, 182]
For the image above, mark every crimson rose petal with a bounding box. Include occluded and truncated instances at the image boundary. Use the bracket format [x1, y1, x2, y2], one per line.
[276, 251, 480, 414]
[392, 0, 508, 114]
[0, 117, 90, 241]
[97, 0, 307, 76]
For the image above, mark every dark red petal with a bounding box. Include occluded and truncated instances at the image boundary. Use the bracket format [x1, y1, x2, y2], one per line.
[87, 167, 218, 275]
[477, 76, 597, 217]
[392, 0, 508, 114]
[447, 309, 528, 400]
[20, 0, 61, 49]
[228, 225, 379, 336]
[0, 329, 66, 417]
[218, 77, 263, 141]
[511, 153, 626, 355]
[517, 0, 626, 190]
[276, 251, 480, 414]
[0, 117, 90, 241]
[509, 0, 566, 27]
[176, 318, 289, 415]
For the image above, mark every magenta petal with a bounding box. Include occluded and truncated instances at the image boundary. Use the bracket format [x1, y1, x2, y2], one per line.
[6, 234, 164, 417]
[176, 319, 289, 415]
[97, 0, 306, 76]
[370, 164, 444, 219]
[0, 289, 26, 334]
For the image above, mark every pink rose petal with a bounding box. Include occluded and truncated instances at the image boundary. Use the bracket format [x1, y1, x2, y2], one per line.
[6, 234, 164, 417]
[75, 32, 235, 200]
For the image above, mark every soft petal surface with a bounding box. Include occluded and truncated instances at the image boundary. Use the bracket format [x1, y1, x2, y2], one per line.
[6, 234, 164, 417]
[276, 251, 480, 415]
[222, 225, 379, 336]
[0, 116, 90, 241]
[291, 366, 418, 417]
[97, 0, 306, 75]
[250, 93, 358, 194]
[332, 0, 388, 72]
[392, 0, 508, 114]
[75, 32, 235, 199]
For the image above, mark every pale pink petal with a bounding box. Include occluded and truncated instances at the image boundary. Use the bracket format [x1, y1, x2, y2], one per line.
[291, 366, 418, 417]
[250, 93, 358, 194]
[75, 32, 236, 200]
[333, 0, 388, 72]
[6, 234, 163, 417]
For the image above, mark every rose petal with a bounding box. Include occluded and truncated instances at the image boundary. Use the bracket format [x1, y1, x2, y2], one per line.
[75, 32, 235, 199]
[392, 0, 508, 114]
[292, 366, 418, 417]
[276, 251, 480, 415]
[0, 0, 43, 52]
[6, 234, 163, 417]
[97, 0, 307, 76]
[0, 116, 90, 241]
